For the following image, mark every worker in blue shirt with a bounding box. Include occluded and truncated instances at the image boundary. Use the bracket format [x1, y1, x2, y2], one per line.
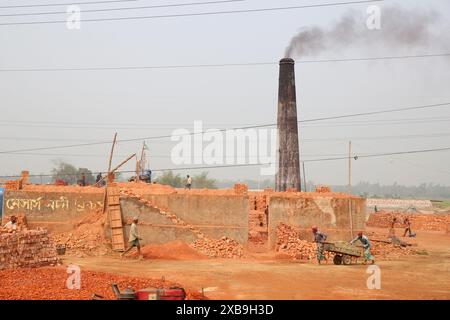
[350, 231, 375, 264]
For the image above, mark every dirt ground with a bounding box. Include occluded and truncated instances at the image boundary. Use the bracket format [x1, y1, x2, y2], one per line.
[46, 227, 449, 300]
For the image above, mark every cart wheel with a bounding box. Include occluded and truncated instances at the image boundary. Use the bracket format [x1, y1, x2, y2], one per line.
[333, 255, 342, 265]
[342, 255, 352, 265]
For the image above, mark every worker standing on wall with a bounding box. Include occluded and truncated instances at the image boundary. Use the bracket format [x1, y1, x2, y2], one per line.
[312, 226, 327, 264]
[185, 175, 192, 190]
[121, 217, 143, 260]
[350, 231, 375, 264]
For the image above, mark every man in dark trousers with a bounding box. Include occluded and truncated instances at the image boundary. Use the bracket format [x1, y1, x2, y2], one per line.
[312, 226, 327, 264]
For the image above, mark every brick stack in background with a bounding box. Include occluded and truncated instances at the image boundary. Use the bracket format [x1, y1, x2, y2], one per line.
[5, 179, 22, 190]
[367, 211, 450, 232]
[315, 185, 331, 193]
[0, 230, 58, 270]
[248, 194, 269, 246]
[233, 183, 248, 195]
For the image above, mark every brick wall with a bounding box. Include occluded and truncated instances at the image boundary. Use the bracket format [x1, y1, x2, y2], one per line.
[0, 230, 58, 270]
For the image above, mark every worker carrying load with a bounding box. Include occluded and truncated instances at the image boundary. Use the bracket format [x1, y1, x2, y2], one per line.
[350, 231, 375, 264]
[311, 226, 327, 264]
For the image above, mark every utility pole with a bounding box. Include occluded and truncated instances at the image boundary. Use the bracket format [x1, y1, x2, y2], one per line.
[302, 161, 307, 192]
[348, 141, 354, 238]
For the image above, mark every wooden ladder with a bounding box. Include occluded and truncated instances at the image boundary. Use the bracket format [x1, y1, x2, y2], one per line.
[107, 186, 125, 251]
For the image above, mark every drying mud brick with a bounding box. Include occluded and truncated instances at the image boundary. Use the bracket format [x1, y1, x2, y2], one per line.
[0, 229, 58, 270]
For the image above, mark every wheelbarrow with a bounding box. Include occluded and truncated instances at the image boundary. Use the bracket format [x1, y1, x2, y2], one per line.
[323, 241, 363, 265]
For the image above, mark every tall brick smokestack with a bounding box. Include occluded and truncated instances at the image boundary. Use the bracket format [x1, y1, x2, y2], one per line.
[275, 58, 301, 192]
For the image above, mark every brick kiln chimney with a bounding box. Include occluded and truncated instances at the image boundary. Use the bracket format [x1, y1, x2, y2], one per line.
[275, 58, 301, 192]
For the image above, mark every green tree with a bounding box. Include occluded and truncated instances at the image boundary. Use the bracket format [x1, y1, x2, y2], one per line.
[51, 160, 78, 184]
[156, 171, 183, 187]
[51, 161, 95, 185]
[192, 171, 217, 189]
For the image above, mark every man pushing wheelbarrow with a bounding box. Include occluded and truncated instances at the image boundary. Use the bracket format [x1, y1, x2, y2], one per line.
[350, 231, 375, 265]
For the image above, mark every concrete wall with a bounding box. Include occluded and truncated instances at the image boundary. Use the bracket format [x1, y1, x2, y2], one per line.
[119, 193, 249, 245]
[268, 196, 366, 249]
[3, 190, 104, 233]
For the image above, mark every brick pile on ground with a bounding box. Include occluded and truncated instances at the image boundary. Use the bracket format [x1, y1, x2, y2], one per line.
[0, 266, 205, 300]
[120, 188, 244, 258]
[275, 223, 334, 261]
[367, 211, 450, 232]
[0, 229, 58, 270]
[315, 185, 331, 193]
[370, 241, 417, 260]
[52, 209, 111, 257]
[191, 237, 243, 259]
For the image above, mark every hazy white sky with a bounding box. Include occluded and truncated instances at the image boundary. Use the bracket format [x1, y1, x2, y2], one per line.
[0, 0, 449, 186]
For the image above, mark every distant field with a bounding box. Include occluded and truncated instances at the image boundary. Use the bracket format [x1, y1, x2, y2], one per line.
[433, 200, 450, 209]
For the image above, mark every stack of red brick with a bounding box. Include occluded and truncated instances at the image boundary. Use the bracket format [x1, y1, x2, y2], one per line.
[367, 211, 450, 232]
[275, 223, 334, 261]
[315, 185, 331, 193]
[0, 230, 58, 270]
[233, 183, 248, 195]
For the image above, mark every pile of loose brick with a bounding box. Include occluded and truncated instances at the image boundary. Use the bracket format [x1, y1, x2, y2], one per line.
[0, 229, 58, 270]
[120, 188, 244, 258]
[367, 211, 450, 232]
[52, 209, 111, 257]
[275, 223, 334, 261]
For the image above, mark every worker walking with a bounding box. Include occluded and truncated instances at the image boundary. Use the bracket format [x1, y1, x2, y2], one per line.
[350, 231, 375, 264]
[3, 216, 18, 233]
[312, 226, 327, 264]
[121, 217, 143, 260]
[403, 217, 415, 237]
[185, 175, 192, 190]
[388, 217, 397, 237]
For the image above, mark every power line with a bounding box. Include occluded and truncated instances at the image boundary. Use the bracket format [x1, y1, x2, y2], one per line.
[0, 0, 383, 26]
[0, 0, 245, 17]
[2, 145, 450, 178]
[0, 0, 140, 9]
[303, 146, 450, 163]
[2, 53, 448, 72]
[0, 102, 449, 154]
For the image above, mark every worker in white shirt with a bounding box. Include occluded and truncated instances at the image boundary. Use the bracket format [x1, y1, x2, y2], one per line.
[121, 217, 143, 260]
[3, 216, 18, 232]
[185, 175, 192, 190]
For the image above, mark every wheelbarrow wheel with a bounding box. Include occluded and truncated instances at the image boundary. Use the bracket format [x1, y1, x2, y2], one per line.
[333, 254, 342, 265]
[342, 255, 352, 265]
